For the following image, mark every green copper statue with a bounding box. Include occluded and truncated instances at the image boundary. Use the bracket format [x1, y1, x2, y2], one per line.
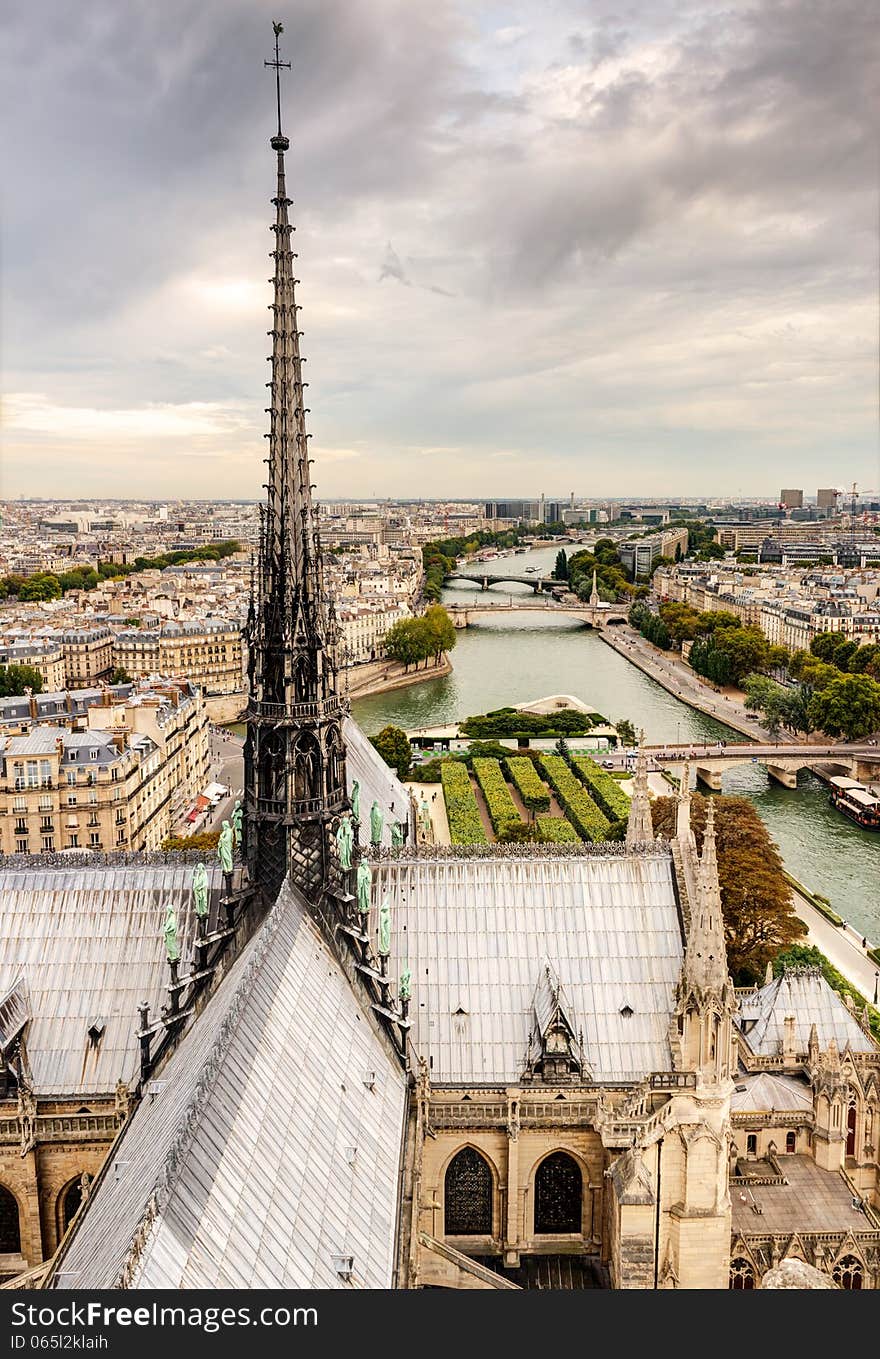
[191, 862, 209, 918]
[356, 859, 372, 919]
[399, 963, 411, 1002]
[163, 903, 180, 963]
[231, 799, 243, 848]
[335, 812, 354, 870]
[351, 779, 361, 822]
[370, 799, 383, 846]
[217, 820, 234, 875]
[378, 895, 392, 956]
[391, 820, 404, 849]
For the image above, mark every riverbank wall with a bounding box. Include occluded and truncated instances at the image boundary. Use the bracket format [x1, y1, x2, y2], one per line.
[347, 653, 453, 701]
[597, 626, 757, 738]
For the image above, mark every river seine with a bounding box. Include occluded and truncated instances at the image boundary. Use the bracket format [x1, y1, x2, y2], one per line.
[352, 543, 879, 942]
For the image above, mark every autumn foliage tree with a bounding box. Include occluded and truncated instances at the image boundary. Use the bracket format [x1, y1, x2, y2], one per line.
[651, 792, 806, 983]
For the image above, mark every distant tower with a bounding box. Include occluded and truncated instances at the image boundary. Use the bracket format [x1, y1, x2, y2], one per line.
[625, 731, 654, 846]
[244, 24, 347, 904]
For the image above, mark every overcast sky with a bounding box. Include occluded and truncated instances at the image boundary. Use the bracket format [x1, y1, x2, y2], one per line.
[2, 0, 878, 501]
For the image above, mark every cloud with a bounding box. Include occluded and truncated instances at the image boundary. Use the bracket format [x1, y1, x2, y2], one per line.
[1, 0, 876, 498]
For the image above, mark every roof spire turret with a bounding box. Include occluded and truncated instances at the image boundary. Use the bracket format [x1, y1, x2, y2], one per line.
[625, 729, 653, 846]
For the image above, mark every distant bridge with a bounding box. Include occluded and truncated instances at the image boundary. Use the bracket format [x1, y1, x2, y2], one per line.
[641, 741, 880, 790]
[446, 601, 629, 629]
[447, 569, 560, 593]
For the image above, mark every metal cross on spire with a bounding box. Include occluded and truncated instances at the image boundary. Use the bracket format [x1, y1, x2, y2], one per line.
[265, 21, 291, 142]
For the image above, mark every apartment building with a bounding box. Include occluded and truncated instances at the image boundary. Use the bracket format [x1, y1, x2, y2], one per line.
[0, 640, 66, 692]
[61, 625, 114, 685]
[112, 618, 242, 695]
[0, 681, 209, 855]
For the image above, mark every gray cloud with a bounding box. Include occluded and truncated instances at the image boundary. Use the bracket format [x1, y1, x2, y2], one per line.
[1, 0, 877, 499]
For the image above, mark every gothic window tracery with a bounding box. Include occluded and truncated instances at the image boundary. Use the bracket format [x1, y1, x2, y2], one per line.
[832, 1254, 863, 1290]
[534, 1151, 582, 1234]
[444, 1147, 493, 1236]
[0, 1185, 21, 1254]
[59, 1178, 83, 1234]
[729, 1257, 755, 1289]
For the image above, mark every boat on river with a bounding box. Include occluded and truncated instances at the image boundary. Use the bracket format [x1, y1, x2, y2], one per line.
[828, 776, 880, 830]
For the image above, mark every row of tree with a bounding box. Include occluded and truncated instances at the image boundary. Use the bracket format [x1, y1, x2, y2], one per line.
[382, 604, 457, 672]
[0, 541, 241, 602]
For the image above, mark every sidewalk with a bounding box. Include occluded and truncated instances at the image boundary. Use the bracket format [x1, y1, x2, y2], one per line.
[791, 886, 879, 1002]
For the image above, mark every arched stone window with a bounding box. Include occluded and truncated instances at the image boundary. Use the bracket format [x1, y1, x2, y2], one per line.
[444, 1148, 493, 1236]
[832, 1255, 863, 1290]
[293, 732, 322, 804]
[0, 1186, 21, 1254]
[534, 1151, 582, 1234]
[729, 1257, 755, 1289]
[846, 1098, 858, 1158]
[785, 1131, 796, 1153]
[60, 1179, 83, 1235]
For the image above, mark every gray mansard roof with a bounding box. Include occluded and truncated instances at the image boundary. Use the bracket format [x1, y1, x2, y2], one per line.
[53, 880, 406, 1290]
[0, 863, 237, 1095]
[373, 849, 684, 1083]
[738, 968, 876, 1056]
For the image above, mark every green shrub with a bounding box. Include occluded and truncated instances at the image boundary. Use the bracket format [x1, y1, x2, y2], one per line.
[441, 762, 488, 845]
[505, 756, 551, 811]
[536, 815, 580, 843]
[536, 754, 610, 841]
[572, 757, 630, 821]
[472, 759, 522, 836]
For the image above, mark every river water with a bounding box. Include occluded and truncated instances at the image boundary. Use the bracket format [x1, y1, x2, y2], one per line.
[352, 543, 879, 942]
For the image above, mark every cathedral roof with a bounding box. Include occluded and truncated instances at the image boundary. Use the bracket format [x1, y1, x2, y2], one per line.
[738, 968, 876, 1057]
[730, 1072, 813, 1113]
[344, 717, 410, 837]
[52, 879, 407, 1289]
[0, 862, 239, 1095]
[375, 849, 683, 1083]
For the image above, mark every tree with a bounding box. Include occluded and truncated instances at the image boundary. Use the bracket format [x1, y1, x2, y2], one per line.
[497, 821, 539, 844]
[651, 793, 806, 983]
[422, 604, 457, 664]
[553, 548, 569, 581]
[161, 829, 221, 851]
[369, 725, 412, 780]
[808, 673, 880, 741]
[110, 667, 132, 685]
[0, 664, 44, 698]
[615, 718, 637, 746]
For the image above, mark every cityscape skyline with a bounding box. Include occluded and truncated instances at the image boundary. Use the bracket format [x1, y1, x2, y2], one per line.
[2, 0, 878, 501]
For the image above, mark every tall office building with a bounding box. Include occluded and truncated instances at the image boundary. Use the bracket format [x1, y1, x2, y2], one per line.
[780, 489, 804, 509]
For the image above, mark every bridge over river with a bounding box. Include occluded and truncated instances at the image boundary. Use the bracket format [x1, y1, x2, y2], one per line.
[446, 600, 629, 628]
[623, 741, 880, 790]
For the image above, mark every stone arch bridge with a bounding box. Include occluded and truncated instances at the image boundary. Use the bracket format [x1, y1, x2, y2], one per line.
[646, 742, 880, 790]
[446, 601, 629, 629]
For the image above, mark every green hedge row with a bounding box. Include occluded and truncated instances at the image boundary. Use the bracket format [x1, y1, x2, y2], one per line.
[536, 815, 580, 843]
[504, 756, 551, 811]
[536, 754, 610, 842]
[472, 758, 522, 836]
[441, 762, 488, 845]
[572, 757, 631, 821]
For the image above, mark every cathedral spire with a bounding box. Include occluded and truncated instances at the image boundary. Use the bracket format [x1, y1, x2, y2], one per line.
[625, 730, 653, 846]
[685, 800, 728, 995]
[676, 760, 692, 845]
[243, 23, 348, 904]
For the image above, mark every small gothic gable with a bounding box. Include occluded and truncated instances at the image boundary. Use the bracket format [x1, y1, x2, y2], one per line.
[524, 961, 589, 1082]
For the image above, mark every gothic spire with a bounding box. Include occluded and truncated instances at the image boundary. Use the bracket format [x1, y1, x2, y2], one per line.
[243, 24, 348, 905]
[625, 730, 653, 846]
[676, 759, 693, 844]
[684, 799, 729, 995]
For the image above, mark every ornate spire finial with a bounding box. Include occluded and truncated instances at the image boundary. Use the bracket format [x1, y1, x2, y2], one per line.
[625, 729, 653, 846]
[701, 796, 718, 875]
[265, 21, 291, 147]
[676, 759, 692, 844]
